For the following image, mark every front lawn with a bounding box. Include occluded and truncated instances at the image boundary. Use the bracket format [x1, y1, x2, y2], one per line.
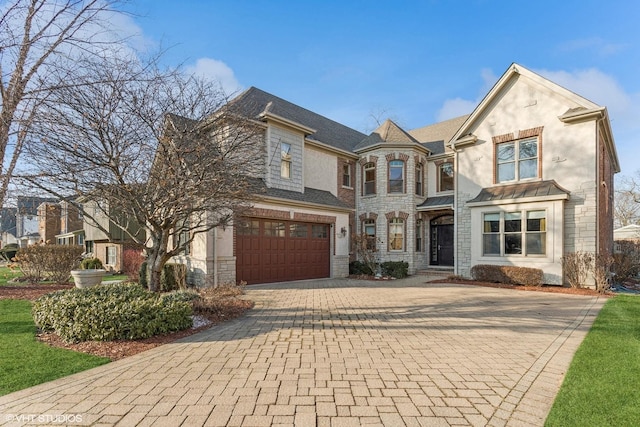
[546, 294, 640, 426]
[0, 266, 25, 286]
[0, 299, 110, 396]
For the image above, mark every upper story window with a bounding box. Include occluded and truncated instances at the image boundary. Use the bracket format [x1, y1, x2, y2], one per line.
[342, 163, 351, 187]
[363, 162, 376, 195]
[496, 137, 538, 183]
[438, 162, 454, 192]
[482, 210, 546, 256]
[415, 163, 424, 196]
[280, 142, 292, 178]
[388, 160, 405, 193]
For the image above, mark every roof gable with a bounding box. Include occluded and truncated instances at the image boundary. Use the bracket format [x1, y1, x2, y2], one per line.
[227, 87, 366, 153]
[354, 119, 428, 153]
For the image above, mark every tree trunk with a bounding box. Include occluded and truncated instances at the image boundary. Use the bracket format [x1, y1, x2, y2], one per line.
[145, 232, 171, 292]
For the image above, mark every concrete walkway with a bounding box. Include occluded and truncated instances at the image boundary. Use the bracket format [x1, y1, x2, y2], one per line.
[0, 277, 604, 426]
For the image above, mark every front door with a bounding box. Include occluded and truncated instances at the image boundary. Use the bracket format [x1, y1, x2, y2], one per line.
[430, 215, 454, 266]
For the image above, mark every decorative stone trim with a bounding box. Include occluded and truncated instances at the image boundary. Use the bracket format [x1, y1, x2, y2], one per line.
[359, 212, 378, 221]
[492, 132, 515, 144]
[245, 207, 290, 220]
[518, 126, 544, 139]
[385, 211, 396, 220]
[359, 155, 378, 165]
[385, 153, 396, 162]
[293, 212, 336, 224]
[385, 211, 409, 220]
[398, 211, 410, 220]
[414, 155, 425, 165]
[398, 153, 410, 162]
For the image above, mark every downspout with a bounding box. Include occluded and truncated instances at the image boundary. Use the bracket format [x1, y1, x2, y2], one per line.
[451, 142, 460, 276]
[213, 227, 218, 287]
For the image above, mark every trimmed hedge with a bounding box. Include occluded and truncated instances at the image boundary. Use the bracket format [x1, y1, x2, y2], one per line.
[32, 283, 192, 343]
[381, 261, 409, 279]
[471, 264, 544, 286]
[349, 261, 374, 276]
[80, 257, 104, 270]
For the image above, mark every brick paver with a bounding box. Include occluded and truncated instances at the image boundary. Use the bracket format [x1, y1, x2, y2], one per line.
[0, 277, 604, 426]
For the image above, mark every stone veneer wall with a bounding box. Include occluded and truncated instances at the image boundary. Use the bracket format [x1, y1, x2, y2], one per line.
[455, 192, 473, 278]
[355, 149, 427, 275]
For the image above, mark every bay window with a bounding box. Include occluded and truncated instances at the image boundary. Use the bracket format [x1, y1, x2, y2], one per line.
[482, 210, 546, 256]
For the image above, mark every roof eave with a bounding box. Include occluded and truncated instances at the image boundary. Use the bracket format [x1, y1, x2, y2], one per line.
[467, 193, 569, 207]
[259, 111, 316, 135]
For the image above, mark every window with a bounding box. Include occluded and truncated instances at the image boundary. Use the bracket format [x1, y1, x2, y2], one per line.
[389, 218, 404, 251]
[85, 240, 94, 255]
[389, 160, 405, 193]
[363, 219, 376, 250]
[237, 219, 259, 235]
[363, 162, 376, 195]
[106, 246, 117, 265]
[312, 224, 328, 238]
[281, 142, 292, 178]
[416, 219, 423, 252]
[496, 138, 538, 183]
[264, 221, 285, 237]
[438, 162, 454, 192]
[482, 210, 546, 256]
[290, 223, 308, 238]
[415, 163, 424, 196]
[342, 163, 351, 187]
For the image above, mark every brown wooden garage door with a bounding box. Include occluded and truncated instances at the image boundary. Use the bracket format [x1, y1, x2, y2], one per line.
[236, 218, 330, 284]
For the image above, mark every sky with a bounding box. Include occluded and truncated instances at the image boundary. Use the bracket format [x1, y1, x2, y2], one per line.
[119, 0, 640, 175]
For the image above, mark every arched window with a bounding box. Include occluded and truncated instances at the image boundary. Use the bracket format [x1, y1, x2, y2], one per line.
[363, 162, 376, 195]
[389, 160, 405, 193]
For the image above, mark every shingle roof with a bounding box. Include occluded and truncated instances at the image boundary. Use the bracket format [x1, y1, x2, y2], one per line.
[252, 179, 350, 209]
[228, 87, 367, 152]
[409, 115, 470, 154]
[467, 180, 570, 204]
[417, 195, 454, 209]
[353, 119, 420, 151]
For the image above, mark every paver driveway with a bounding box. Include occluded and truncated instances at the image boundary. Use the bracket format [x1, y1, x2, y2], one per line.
[0, 277, 604, 426]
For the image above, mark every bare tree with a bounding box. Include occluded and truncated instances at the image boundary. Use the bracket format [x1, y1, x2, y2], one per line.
[615, 173, 640, 227]
[0, 0, 126, 209]
[21, 56, 265, 291]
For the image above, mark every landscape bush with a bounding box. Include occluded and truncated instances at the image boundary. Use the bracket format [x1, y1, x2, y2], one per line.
[471, 264, 544, 286]
[381, 261, 409, 278]
[613, 241, 640, 282]
[349, 260, 374, 276]
[80, 257, 104, 270]
[32, 283, 192, 343]
[139, 261, 148, 287]
[14, 245, 83, 283]
[561, 251, 593, 288]
[122, 249, 145, 281]
[161, 263, 187, 291]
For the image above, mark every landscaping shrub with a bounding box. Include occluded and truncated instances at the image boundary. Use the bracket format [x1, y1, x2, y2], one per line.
[381, 261, 409, 278]
[349, 260, 374, 276]
[139, 261, 148, 287]
[123, 249, 145, 281]
[161, 263, 187, 291]
[14, 245, 83, 283]
[613, 241, 640, 282]
[32, 283, 192, 343]
[471, 264, 544, 286]
[80, 257, 104, 270]
[561, 251, 593, 288]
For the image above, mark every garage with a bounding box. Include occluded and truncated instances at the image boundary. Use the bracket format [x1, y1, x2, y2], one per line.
[236, 218, 331, 284]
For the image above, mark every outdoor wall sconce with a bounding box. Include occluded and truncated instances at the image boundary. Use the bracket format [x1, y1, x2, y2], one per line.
[340, 226, 347, 238]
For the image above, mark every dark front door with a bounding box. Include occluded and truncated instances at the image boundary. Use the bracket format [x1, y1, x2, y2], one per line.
[430, 216, 454, 266]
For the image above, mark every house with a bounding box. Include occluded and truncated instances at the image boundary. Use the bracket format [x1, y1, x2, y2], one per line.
[37, 200, 85, 246]
[82, 199, 145, 272]
[175, 63, 619, 287]
[0, 207, 17, 247]
[16, 196, 57, 247]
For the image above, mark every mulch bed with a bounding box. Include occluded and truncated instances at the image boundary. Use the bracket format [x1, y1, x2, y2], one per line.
[428, 277, 613, 297]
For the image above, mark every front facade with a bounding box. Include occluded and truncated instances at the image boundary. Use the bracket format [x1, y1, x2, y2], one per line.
[179, 63, 620, 287]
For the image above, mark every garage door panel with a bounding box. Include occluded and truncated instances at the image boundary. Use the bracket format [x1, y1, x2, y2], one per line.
[236, 218, 331, 284]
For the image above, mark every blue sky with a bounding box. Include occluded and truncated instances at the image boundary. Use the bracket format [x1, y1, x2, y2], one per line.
[121, 0, 640, 174]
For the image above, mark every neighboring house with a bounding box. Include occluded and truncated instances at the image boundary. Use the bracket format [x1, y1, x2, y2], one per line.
[174, 63, 619, 287]
[0, 207, 17, 247]
[613, 225, 640, 253]
[16, 196, 56, 247]
[82, 199, 144, 272]
[38, 201, 85, 246]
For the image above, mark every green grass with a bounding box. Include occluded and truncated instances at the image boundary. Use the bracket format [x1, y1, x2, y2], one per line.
[546, 295, 640, 426]
[0, 299, 110, 396]
[0, 266, 25, 286]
